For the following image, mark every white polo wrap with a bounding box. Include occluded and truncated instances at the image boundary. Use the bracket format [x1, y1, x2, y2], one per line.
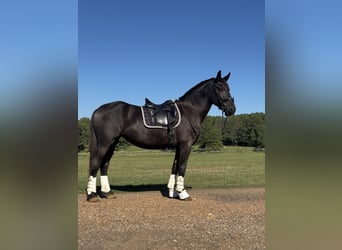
[87, 176, 96, 195]
[100, 175, 110, 193]
[176, 176, 185, 192]
[167, 174, 176, 198]
[167, 174, 176, 188]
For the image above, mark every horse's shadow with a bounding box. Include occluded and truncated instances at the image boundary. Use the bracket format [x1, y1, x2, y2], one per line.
[96, 184, 192, 198]
[96, 184, 169, 197]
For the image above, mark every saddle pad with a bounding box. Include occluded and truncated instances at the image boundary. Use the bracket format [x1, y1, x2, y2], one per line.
[141, 103, 181, 129]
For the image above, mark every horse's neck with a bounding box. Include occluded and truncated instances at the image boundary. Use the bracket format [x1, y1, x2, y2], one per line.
[179, 80, 214, 126]
[181, 91, 212, 124]
[193, 98, 212, 121]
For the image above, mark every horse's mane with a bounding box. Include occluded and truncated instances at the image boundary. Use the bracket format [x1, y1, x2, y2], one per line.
[179, 78, 214, 101]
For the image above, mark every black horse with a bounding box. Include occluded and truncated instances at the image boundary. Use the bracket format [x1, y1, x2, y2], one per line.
[86, 71, 236, 201]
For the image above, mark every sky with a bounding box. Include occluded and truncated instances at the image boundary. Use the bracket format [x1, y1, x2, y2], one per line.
[78, 0, 265, 119]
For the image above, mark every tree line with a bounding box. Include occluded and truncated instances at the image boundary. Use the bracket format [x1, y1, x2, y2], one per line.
[78, 112, 265, 152]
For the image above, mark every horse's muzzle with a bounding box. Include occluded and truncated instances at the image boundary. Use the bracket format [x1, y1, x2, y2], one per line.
[225, 105, 236, 116]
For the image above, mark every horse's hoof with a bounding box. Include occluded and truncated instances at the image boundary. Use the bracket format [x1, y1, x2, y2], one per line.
[177, 190, 192, 201]
[86, 192, 100, 202]
[98, 190, 117, 199]
[168, 188, 179, 199]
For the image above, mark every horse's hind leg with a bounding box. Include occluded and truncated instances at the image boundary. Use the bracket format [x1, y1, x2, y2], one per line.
[98, 143, 117, 199]
[86, 153, 102, 202]
[87, 142, 115, 201]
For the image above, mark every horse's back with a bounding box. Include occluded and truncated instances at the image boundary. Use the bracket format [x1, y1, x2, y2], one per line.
[92, 101, 137, 119]
[92, 101, 141, 131]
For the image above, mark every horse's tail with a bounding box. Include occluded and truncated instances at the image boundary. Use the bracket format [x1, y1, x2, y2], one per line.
[88, 112, 98, 174]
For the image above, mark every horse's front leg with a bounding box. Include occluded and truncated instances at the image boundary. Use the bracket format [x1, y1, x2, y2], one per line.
[167, 148, 179, 198]
[175, 143, 192, 201]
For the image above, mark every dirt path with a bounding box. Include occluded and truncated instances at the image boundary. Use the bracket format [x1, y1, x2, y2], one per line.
[78, 188, 265, 249]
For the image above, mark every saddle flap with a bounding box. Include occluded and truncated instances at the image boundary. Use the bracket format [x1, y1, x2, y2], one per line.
[155, 113, 168, 126]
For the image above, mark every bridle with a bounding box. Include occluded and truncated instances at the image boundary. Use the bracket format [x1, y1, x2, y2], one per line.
[213, 82, 234, 132]
[213, 83, 234, 113]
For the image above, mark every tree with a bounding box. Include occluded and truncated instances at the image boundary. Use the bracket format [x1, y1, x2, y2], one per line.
[78, 113, 265, 152]
[78, 117, 90, 152]
[223, 113, 265, 147]
[222, 116, 240, 145]
[78, 117, 132, 152]
[197, 117, 223, 151]
[115, 137, 131, 151]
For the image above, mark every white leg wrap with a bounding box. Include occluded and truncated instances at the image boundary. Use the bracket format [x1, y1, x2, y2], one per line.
[100, 175, 110, 193]
[167, 174, 176, 188]
[167, 174, 176, 198]
[176, 176, 185, 192]
[87, 176, 96, 195]
[175, 176, 191, 199]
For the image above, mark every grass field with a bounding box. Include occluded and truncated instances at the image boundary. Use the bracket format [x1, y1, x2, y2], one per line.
[78, 146, 265, 193]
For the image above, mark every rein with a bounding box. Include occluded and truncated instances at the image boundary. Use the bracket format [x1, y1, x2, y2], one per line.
[221, 111, 228, 135]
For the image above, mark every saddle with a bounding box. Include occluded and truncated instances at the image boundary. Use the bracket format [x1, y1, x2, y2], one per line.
[141, 98, 181, 129]
[141, 98, 181, 146]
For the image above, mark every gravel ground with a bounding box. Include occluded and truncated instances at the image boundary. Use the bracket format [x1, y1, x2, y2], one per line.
[78, 188, 265, 249]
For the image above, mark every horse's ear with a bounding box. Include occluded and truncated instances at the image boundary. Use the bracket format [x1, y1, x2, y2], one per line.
[223, 72, 231, 82]
[215, 70, 222, 81]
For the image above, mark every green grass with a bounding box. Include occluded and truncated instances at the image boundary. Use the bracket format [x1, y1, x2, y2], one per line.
[78, 146, 265, 193]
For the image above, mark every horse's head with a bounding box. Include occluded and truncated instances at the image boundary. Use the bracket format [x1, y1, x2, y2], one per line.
[212, 71, 236, 116]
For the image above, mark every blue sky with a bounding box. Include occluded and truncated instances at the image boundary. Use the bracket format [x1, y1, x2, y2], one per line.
[79, 0, 264, 119]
